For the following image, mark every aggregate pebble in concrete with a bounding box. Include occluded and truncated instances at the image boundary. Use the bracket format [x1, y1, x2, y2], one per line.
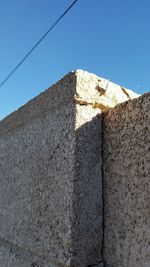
[103, 93, 150, 267]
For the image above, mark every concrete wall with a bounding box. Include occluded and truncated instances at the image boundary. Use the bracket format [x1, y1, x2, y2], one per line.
[0, 238, 58, 267]
[0, 70, 149, 267]
[0, 71, 103, 267]
[103, 93, 150, 267]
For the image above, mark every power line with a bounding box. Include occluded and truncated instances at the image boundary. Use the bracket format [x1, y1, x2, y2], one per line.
[0, 0, 79, 89]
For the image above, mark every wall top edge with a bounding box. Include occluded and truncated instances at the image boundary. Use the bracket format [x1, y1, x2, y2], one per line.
[0, 70, 141, 136]
[0, 71, 76, 136]
[103, 92, 150, 118]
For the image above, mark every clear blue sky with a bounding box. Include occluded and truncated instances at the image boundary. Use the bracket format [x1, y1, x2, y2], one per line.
[0, 0, 149, 120]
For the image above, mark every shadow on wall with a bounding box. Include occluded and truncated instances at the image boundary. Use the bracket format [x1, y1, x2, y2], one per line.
[72, 114, 103, 267]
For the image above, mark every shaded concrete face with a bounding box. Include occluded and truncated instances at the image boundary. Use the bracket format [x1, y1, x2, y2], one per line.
[0, 71, 103, 267]
[0, 238, 57, 267]
[73, 107, 103, 266]
[103, 93, 150, 267]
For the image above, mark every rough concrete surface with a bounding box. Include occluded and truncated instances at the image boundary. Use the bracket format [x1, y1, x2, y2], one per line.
[0, 69, 143, 267]
[0, 101, 75, 267]
[0, 70, 104, 267]
[0, 238, 58, 267]
[72, 105, 103, 266]
[103, 93, 150, 267]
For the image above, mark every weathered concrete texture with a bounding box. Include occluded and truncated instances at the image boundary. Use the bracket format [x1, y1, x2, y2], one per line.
[0, 101, 75, 267]
[0, 70, 104, 267]
[72, 106, 103, 266]
[103, 93, 150, 267]
[0, 73, 76, 136]
[0, 69, 141, 267]
[0, 238, 58, 267]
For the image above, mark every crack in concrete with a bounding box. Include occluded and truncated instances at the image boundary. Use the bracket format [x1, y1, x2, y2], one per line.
[121, 87, 131, 99]
[74, 96, 108, 111]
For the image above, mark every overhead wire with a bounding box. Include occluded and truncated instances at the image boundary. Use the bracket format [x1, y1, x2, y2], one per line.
[0, 0, 79, 88]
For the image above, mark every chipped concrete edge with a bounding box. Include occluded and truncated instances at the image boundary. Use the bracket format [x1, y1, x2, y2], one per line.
[75, 70, 140, 114]
[102, 91, 150, 117]
[0, 70, 140, 137]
